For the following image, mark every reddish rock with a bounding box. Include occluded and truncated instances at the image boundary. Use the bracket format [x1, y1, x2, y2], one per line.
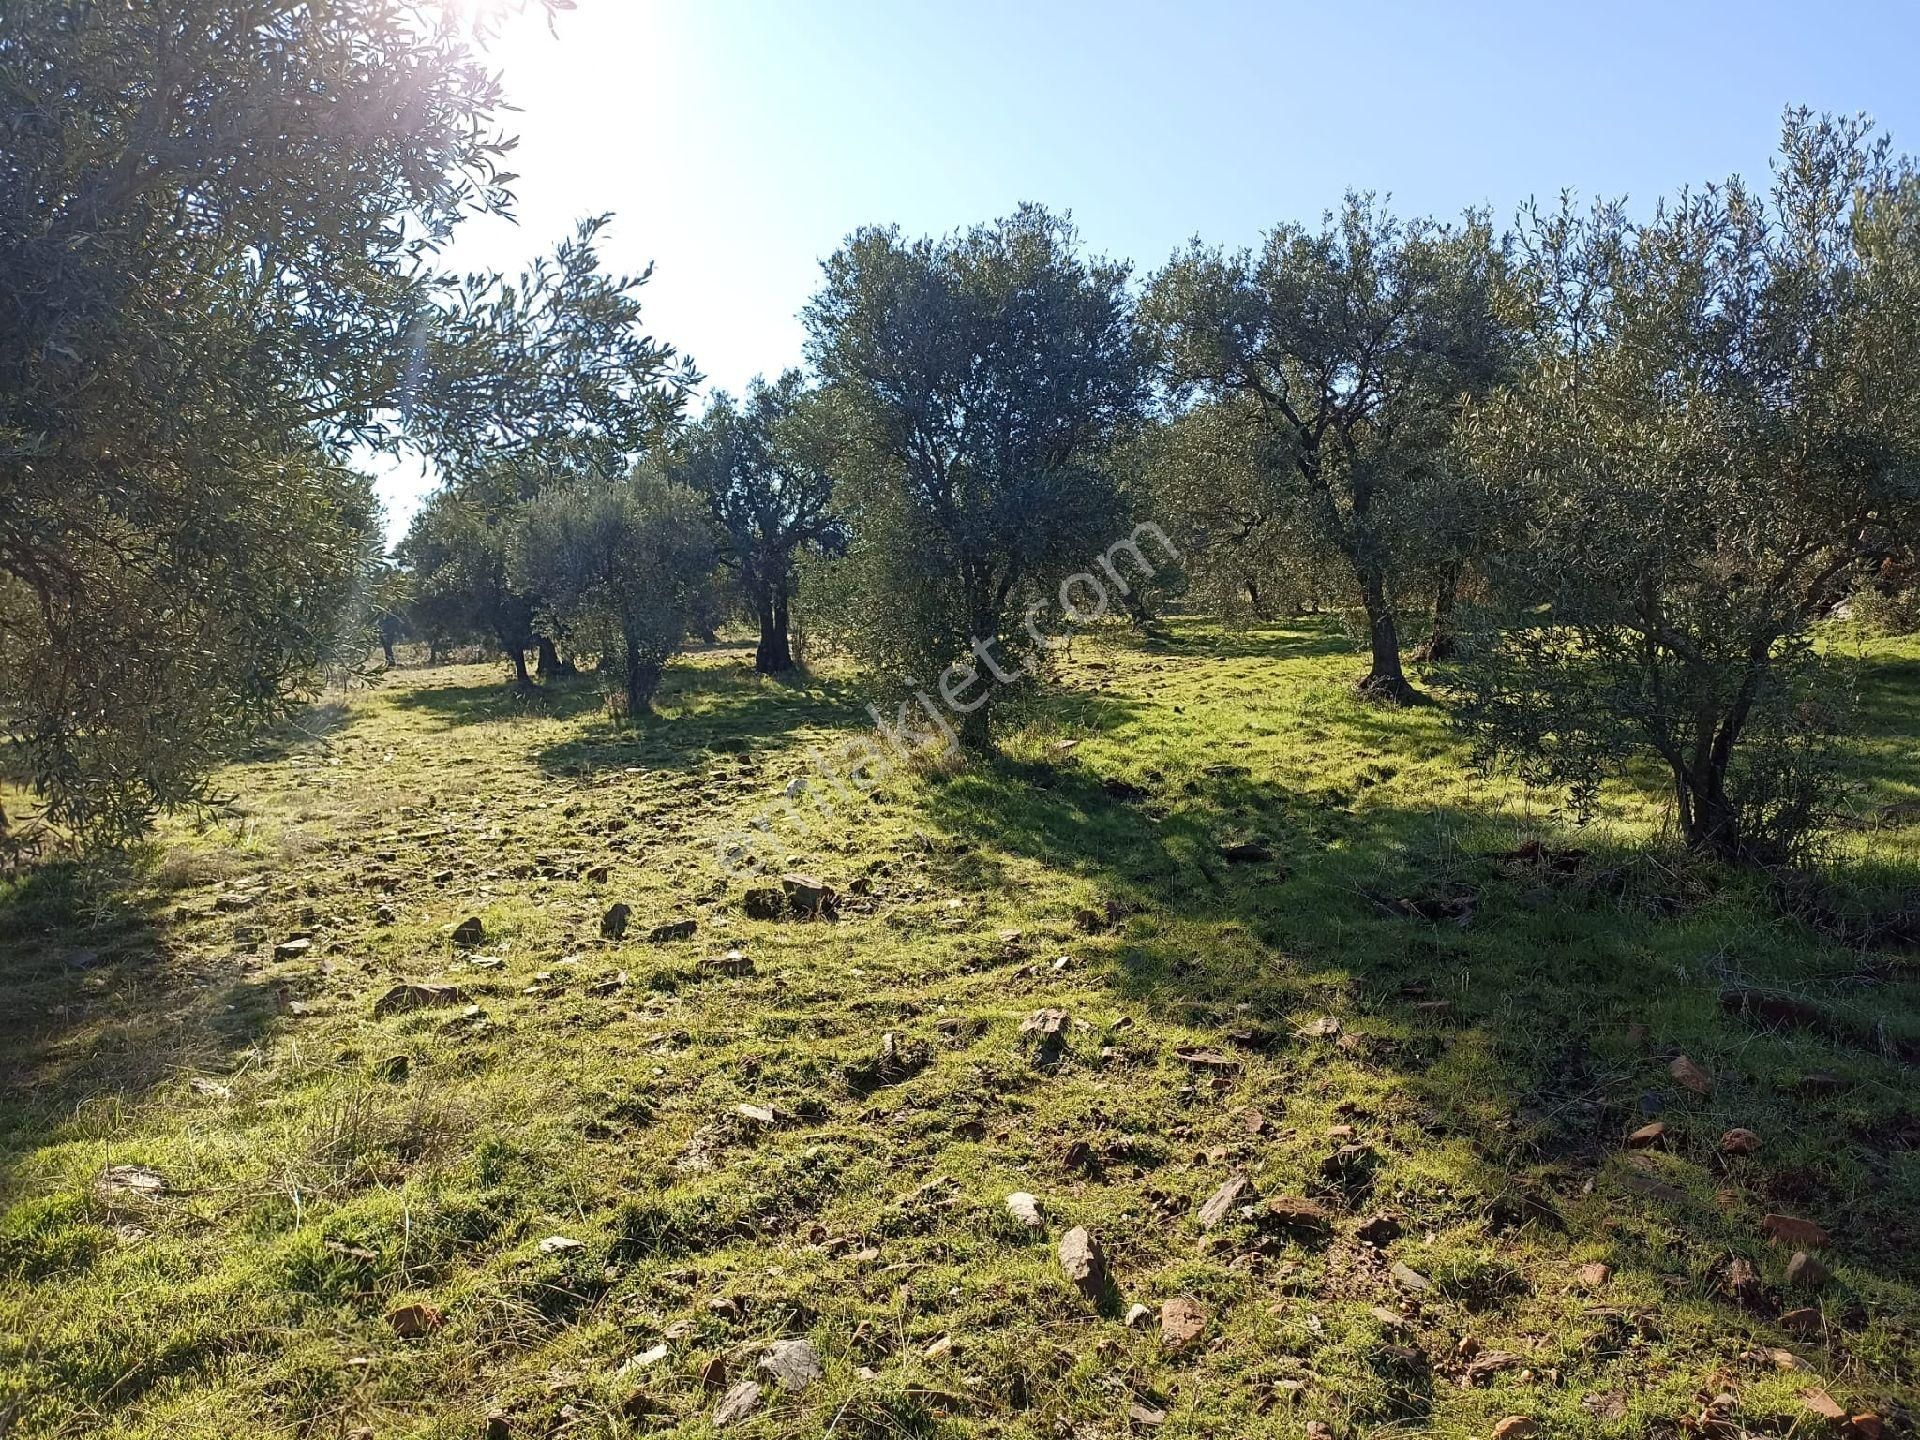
[1762, 1213, 1830, 1250]
[1670, 1054, 1713, 1095]
[1627, 1120, 1667, 1148]
[1720, 1127, 1761, 1155]
[1159, 1295, 1208, 1350]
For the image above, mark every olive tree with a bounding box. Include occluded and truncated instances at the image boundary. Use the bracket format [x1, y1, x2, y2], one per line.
[414, 217, 699, 681]
[0, 0, 551, 841]
[1144, 199, 1509, 701]
[672, 372, 848, 673]
[1458, 112, 1920, 864]
[514, 471, 717, 718]
[803, 205, 1146, 747]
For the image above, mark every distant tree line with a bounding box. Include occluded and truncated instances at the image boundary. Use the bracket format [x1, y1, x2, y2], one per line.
[2, 0, 1915, 864]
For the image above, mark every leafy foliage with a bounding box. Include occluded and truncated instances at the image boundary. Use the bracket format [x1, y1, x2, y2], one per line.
[1457, 113, 1920, 863]
[0, 0, 553, 840]
[515, 470, 718, 716]
[673, 372, 848, 672]
[1145, 198, 1510, 700]
[803, 205, 1146, 743]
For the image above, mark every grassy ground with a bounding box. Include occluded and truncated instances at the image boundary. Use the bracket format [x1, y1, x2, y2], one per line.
[3, 619, 1918, 1440]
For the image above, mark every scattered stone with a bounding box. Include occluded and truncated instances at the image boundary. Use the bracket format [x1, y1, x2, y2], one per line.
[451, 916, 486, 947]
[1297, 1015, 1341, 1039]
[386, 1302, 444, 1337]
[780, 872, 838, 918]
[1493, 1419, 1539, 1440]
[625, 1343, 671, 1370]
[1727, 1257, 1766, 1309]
[1670, 1054, 1713, 1095]
[1196, 1172, 1254, 1229]
[1057, 1226, 1106, 1299]
[1355, 1212, 1402, 1246]
[273, 937, 312, 961]
[586, 865, 611, 884]
[1128, 1400, 1168, 1426]
[1801, 1389, 1846, 1424]
[1627, 1120, 1667, 1148]
[1769, 1347, 1814, 1372]
[600, 902, 632, 940]
[188, 1077, 232, 1099]
[713, 1380, 763, 1426]
[1576, 1261, 1612, 1290]
[1022, 1007, 1071, 1064]
[1005, 1192, 1044, 1231]
[648, 918, 697, 943]
[1852, 1413, 1885, 1438]
[537, 1235, 584, 1255]
[484, 1413, 512, 1440]
[846, 1030, 930, 1090]
[373, 1054, 411, 1082]
[704, 948, 755, 976]
[758, 1338, 823, 1391]
[1721, 1127, 1761, 1155]
[1159, 1296, 1208, 1350]
[1264, 1196, 1331, 1230]
[1218, 839, 1274, 863]
[1762, 1213, 1830, 1250]
[373, 982, 470, 1018]
[742, 887, 784, 920]
[1786, 1251, 1830, 1289]
[213, 892, 256, 913]
[1125, 1303, 1153, 1328]
[98, 1164, 167, 1197]
[735, 1103, 777, 1127]
[1617, 1164, 1686, 1204]
[586, 970, 628, 997]
[1780, 1306, 1823, 1334]
[1173, 1046, 1238, 1076]
[1390, 1262, 1433, 1295]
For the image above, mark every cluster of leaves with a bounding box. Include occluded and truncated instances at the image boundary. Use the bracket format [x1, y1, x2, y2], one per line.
[0, 0, 561, 840]
[1455, 113, 1920, 863]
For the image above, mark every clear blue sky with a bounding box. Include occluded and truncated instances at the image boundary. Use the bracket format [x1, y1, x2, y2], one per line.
[379, 0, 1920, 535]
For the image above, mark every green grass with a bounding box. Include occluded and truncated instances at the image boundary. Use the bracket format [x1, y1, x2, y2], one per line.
[3, 619, 1918, 1439]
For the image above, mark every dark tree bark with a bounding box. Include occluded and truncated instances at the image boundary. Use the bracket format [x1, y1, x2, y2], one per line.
[506, 642, 531, 688]
[622, 632, 662, 719]
[1413, 562, 1463, 663]
[1355, 566, 1418, 704]
[752, 569, 796, 673]
[535, 635, 575, 678]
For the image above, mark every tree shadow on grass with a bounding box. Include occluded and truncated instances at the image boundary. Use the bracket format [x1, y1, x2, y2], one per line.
[0, 862, 285, 1200]
[915, 680, 1920, 1345]
[533, 663, 871, 780]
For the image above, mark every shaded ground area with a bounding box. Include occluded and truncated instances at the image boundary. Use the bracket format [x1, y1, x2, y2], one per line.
[2, 622, 1918, 1439]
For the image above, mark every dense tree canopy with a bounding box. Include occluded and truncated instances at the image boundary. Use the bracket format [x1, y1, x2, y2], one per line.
[0, 0, 553, 840]
[1458, 113, 1920, 862]
[1145, 199, 1510, 701]
[515, 469, 717, 718]
[673, 372, 848, 673]
[804, 205, 1147, 746]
